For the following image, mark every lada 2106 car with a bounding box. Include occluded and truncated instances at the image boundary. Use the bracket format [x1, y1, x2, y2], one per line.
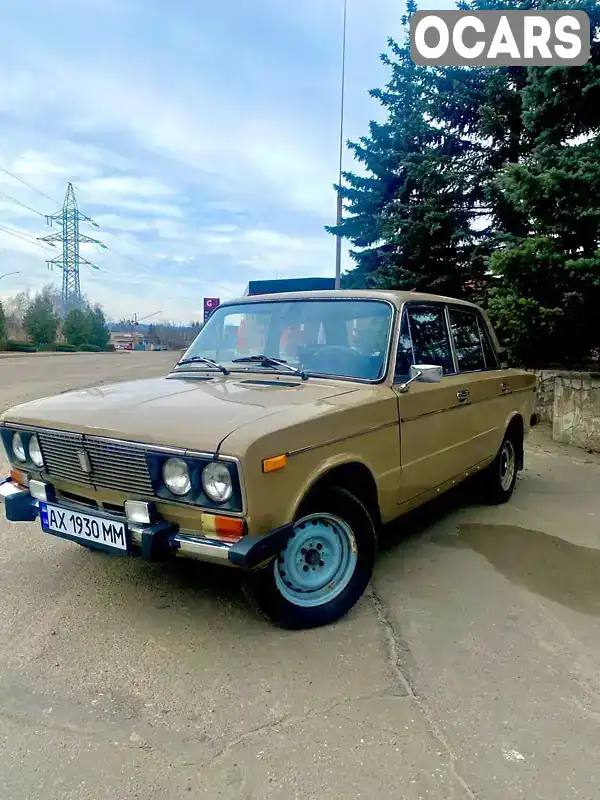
[0, 290, 536, 629]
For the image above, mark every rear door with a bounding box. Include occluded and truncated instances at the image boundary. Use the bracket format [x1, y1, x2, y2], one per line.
[446, 305, 508, 466]
[393, 303, 477, 506]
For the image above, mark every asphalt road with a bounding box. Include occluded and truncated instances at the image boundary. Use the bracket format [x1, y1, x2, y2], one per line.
[1, 352, 600, 799]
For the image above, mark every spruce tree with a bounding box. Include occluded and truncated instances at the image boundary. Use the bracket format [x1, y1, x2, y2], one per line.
[329, 4, 490, 296]
[486, 0, 600, 366]
[331, 0, 600, 367]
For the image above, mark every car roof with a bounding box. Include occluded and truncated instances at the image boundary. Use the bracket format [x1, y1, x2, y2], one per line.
[220, 289, 482, 311]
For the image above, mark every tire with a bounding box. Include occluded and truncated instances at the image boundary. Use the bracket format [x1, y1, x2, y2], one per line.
[244, 486, 377, 630]
[479, 428, 520, 504]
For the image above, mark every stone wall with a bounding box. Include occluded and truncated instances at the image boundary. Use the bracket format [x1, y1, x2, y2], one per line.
[552, 372, 600, 453]
[529, 370, 561, 423]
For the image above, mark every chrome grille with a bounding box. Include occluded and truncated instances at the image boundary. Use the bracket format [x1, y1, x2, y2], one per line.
[37, 430, 153, 495]
[85, 438, 153, 494]
[37, 429, 91, 485]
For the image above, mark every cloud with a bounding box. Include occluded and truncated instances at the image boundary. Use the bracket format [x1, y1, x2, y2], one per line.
[0, 0, 407, 320]
[78, 176, 176, 200]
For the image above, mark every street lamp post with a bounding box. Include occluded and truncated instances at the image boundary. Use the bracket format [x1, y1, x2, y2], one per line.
[0, 271, 20, 281]
[335, 0, 348, 290]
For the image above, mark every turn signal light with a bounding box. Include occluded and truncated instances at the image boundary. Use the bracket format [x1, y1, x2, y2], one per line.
[262, 454, 287, 473]
[201, 513, 245, 542]
[10, 469, 28, 488]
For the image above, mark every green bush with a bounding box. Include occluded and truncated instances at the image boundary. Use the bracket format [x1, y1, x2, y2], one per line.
[104, 343, 116, 352]
[56, 343, 77, 352]
[6, 340, 36, 353]
[78, 343, 101, 352]
[38, 343, 57, 352]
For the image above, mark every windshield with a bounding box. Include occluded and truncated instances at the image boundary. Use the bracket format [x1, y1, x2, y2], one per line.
[175, 299, 393, 381]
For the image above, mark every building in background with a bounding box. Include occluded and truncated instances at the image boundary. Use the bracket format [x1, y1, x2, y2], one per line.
[110, 331, 144, 350]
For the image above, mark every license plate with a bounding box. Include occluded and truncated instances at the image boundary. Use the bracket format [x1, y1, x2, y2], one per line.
[39, 502, 129, 552]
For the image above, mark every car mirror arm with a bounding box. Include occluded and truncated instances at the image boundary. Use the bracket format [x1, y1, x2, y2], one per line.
[397, 370, 422, 393]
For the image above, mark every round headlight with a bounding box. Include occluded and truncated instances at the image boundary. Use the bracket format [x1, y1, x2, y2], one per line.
[162, 457, 191, 496]
[12, 432, 26, 462]
[202, 461, 233, 504]
[29, 435, 44, 468]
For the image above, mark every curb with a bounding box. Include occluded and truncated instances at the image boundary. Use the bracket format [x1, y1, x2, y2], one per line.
[0, 351, 125, 359]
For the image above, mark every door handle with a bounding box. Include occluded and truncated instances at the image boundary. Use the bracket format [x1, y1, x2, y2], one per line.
[456, 389, 469, 403]
[500, 382, 511, 394]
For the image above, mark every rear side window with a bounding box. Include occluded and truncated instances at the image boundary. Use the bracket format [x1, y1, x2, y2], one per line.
[479, 317, 500, 369]
[407, 306, 454, 375]
[449, 308, 486, 372]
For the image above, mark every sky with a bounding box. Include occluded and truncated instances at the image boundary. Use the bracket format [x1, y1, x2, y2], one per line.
[0, 0, 441, 323]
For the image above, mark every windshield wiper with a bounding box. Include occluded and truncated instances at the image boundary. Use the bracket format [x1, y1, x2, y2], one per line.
[232, 354, 308, 380]
[175, 356, 229, 375]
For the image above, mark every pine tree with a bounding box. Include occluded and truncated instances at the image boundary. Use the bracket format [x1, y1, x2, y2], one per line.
[486, 0, 600, 366]
[329, 4, 491, 296]
[63, 304, 110, 350]
[326, 2, 438, 288]
[24, 293, 59, 348]
[88, 305, 110, 350]
[330, 0, 600, 366]
[63, 308, 92, 349]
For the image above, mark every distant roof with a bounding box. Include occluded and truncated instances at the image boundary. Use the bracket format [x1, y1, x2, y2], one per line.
[244, 277, 335, 296]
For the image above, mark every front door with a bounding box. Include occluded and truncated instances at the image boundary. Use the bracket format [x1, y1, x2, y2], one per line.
[393, 303, 476, 506]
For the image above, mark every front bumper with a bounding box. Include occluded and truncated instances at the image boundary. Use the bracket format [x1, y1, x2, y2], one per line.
[0, 478, 292, 569]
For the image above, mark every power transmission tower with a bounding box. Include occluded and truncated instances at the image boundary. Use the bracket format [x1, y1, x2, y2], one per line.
[41, 182, 105, 315]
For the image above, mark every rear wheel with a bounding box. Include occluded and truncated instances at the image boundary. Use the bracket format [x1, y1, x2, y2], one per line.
[479, 429, 520, 504]
[244, 487, 376, 629]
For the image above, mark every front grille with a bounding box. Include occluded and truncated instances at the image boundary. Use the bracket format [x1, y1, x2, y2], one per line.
[37, 429, 91, 485]
[84, 438, 153, 494]
[37, 430, 154, 496]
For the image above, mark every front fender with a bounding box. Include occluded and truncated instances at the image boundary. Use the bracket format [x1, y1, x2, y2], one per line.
[287, 451, 377, 524]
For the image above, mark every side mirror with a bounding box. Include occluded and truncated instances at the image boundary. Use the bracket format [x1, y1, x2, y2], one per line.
[411, 364, 443, 383]
[398, 364, 443, 393]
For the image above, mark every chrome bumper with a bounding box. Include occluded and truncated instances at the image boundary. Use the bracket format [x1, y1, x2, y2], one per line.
[175, 534, 236, 564]
[0, 478, 292, 569]
[129, 525, 235, 565]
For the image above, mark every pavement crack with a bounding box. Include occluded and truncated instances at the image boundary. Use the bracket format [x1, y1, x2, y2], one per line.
[198, 691, 383, 770]
[368, 586, 478, 800]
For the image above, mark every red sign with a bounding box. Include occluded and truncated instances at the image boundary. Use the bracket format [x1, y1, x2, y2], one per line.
[203, 297, 220, 324]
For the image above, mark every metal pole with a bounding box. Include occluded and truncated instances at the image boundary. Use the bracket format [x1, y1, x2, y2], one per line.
[0, 271, 20, 281]
[335, 0, 348, 290]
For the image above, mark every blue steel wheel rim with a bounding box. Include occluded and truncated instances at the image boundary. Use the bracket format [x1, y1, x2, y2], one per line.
[274, 512, 358, 608]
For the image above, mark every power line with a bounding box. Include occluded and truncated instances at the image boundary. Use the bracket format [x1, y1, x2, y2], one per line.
[0, 223, 46, 245]
[0, 189, 46, 217]
[0, 161, 239, 301]
[0, 223, 55, 251]
[0, 163, 59, 204]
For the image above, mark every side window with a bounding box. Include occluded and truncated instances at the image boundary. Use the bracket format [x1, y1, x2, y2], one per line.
[407, 306, 454, 375]
[394, 312, 414, 380]
[449, 308, 486, 372]
[478, 316, 500, 369]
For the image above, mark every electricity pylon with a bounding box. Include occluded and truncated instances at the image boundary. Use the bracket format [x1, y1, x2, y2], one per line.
[41, 182, 105, 315]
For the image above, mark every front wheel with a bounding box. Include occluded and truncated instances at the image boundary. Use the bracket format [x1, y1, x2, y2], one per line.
[244, 487, 376, 629]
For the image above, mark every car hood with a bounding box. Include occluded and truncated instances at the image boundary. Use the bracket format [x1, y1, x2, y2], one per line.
[1, 374, 360, 453]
